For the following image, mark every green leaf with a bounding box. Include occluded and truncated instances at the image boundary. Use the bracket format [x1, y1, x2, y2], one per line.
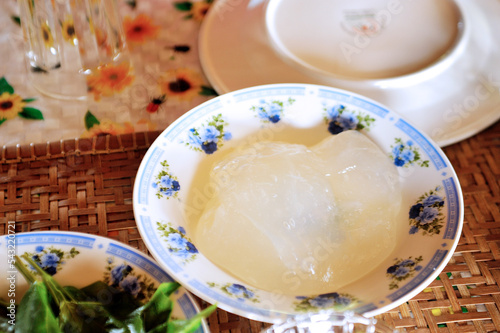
[19, 107, 44, 120]
[16, 282, 62, 333]
[22, 97, 37, 103]
[0, 118, 6, 126]
[63, 286, 89, 302]
[59, 300, 129, 333]
[123, 282, 180, 332]
[0, 77, 14, 94]
[199, 86, 218, 96]
[81, 281, 143, 320]
[84, 110, 100, 130]
[141, 282, 179, 331]
[167, 304, 217, 333]
[174, 2, 193, 11]
[11, 16, 21, 26]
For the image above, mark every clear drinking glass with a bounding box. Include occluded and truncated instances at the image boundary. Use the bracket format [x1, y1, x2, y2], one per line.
[263, 311, 398, 333]
[18, 0, 130, 100]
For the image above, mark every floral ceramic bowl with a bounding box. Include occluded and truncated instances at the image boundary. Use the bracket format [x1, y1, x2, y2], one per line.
[132, 83, 464, 323]
[0, 231, 209, 332]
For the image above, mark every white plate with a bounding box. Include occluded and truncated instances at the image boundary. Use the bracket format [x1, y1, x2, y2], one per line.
[0, 231, 209, 332]
[199, 0, 500, 147]
[133, 83, 464, 323]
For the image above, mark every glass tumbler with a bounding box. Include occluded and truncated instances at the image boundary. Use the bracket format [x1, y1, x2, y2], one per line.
[263, 311, 398, 333]
[18, 0, 131, 100]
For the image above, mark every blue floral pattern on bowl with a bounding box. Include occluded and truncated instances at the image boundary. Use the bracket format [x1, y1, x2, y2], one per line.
[409, 186, 446, 236]
[26, 245, 80, 276]
[250, 98, 295, 123]
[390, 138, 429, 168]
[183, 113, 231, 154]
[324, 104, 375, 134]
[294, 292, 359, 312]
[103, 257, 157, 301]
[153, 160, 180, 199]
[386, 256, 423, 290]
[208, 282, 259, 303]
[157, 221, 198, 263]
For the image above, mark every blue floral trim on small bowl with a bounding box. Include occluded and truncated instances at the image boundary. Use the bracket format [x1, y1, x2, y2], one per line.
[390, 138, 429, 168]
[250, 98, 295, 123]
[183, 114, 232, 154]
[409, 186, 446, 236]
[157, 221, 198, 263]
[294, 292, 359, 312]
[208, 282, 259, 303]
[324, 104, 375, 134]
[104, 257, 157, 301]
[26, 246, 80, 276]
[386, 256, 423, 290]
[153, 160, 180, 199]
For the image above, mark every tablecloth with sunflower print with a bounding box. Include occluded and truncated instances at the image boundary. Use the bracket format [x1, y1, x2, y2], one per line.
[0, 0, 216, 146]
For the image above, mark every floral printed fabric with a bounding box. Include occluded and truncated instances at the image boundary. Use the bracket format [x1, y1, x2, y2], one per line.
[0, 0, 217, 146]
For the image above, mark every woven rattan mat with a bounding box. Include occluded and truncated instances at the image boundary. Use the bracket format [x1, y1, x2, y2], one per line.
[1, 121, 499, 332]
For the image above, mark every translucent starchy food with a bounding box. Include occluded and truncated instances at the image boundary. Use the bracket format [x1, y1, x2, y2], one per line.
[190, 131, 402, 295]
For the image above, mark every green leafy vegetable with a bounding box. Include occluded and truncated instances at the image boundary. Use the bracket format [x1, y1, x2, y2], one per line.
[81, 281, 143, 320]
[167, 304, 218, 333]
[124, 282, 179, 332]
[7, 254, 216, 333]
[17, 282, 61, 332]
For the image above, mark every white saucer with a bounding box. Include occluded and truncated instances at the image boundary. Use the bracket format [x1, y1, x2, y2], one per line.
[199, 0, 500, 147]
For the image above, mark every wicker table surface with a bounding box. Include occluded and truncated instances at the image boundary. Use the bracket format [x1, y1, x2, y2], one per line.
[1, 121, 499, 332]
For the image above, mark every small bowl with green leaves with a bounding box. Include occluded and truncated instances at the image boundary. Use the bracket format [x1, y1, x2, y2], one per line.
[0, 231, 215, 332]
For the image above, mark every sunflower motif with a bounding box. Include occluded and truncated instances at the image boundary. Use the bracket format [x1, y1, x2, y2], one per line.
[0, 77, 43, 125]
[0, 92, 25, 120]
[158, 68, 204, 101]
[81, 119, 134, 138]
[61, 16, 76, 45]
[191, 1, 211, 21]
[123, 14, 160, 44]
[86, 62, 135, 100]
[41, 22, 54, 49]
